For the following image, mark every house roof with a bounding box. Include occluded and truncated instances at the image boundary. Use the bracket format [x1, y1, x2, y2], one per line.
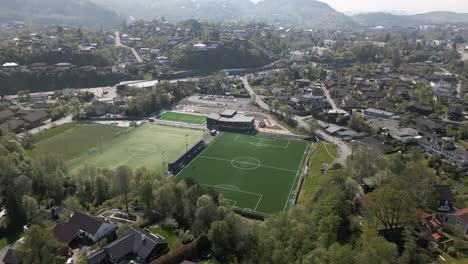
[450, 208, 468, 225]
[53, 211, 106, 244]
[0, 119, 27, 132]
[88, 227, 167, 263]
[433, 185, 454, 201]
[2, 248, 21, 264]
[22, 111, 48, 123]
[0, 109, 14, 120]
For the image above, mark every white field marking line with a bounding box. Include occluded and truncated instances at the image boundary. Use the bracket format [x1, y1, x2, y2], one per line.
[223, 199, 238, 207]
[254, 194, 263, 211]
[323, 143, 337, 160]
[233, 136, 289, 149]
[202, 184, 263, 212]
[216, 184, 241, 191]
[283, 142, 309, 212]
[199, 156, 297, 173]
[171, 132, 223, 181]
[201, 184, 262, 198]
[285, 140, 291, 149]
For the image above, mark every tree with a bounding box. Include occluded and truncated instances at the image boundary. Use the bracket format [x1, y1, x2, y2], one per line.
[391, 52, 402, 68]
[21, 195, 38, 222]
[208, 220, 232, 258]
[356, 228, 399, 264]
[17, 225, 64, 264]
[140, 181, 155, 213]
[362, 184, 416, 229]
[279, 105, 295, 120]
[271, 99, 281, 113]
[115, 166, 132, 214]
[154, 183, 177, 218]
[458, 123, 468, 140]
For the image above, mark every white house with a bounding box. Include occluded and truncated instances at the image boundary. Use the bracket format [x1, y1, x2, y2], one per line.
[430, 80, 451, 90]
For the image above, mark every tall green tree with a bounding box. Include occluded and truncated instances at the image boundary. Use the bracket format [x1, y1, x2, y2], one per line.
[115, 166, 133, 214]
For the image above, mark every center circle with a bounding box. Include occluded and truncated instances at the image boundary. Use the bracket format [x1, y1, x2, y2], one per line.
[128, 144, 158, 156]
[231, 157, 261, 170]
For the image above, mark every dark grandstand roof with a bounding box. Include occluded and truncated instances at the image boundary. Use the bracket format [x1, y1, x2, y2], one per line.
[207, 112, 254, 123]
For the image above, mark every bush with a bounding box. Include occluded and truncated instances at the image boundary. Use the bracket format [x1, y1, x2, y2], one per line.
[178, 230, 195, 244]
[447, 246, 457, 256]
[162, 217, 179, 231]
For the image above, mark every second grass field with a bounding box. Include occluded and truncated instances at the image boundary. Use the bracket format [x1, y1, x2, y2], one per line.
[175, 133, 310, 216]
[158, 112, 206, 124]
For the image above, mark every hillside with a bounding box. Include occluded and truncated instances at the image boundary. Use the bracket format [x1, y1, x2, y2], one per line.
[352, 11, 468, 27]
[91, 0, 355, 29]
[0, 0, 121, 27]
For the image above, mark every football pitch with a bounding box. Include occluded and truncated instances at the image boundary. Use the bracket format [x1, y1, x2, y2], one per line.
[31, 123, 126, 160]
[62, 123, 205, 173]
[159, 112, 206, 124]
[174, 133, 310, 216]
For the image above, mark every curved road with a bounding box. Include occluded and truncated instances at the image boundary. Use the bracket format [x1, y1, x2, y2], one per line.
[115, 31, 143, 63]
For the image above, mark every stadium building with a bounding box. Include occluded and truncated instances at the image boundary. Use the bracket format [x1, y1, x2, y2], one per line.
[207, 110, 255, 132]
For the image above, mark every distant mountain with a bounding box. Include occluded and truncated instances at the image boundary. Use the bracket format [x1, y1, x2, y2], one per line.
[0, 0, 121, 27]
[352, 11, 468, 27]
[91, 0, 355, 29]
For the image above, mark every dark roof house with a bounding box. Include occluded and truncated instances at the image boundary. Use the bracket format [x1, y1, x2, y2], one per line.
[87, 227, 168, 264]
[53, 211, 117, 246]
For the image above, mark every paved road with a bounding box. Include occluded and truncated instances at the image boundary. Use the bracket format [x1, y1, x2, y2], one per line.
[457, 81, 462, 98]
[18, 115, 74, 138]
[320, 83, 339, 111]
[294, 116, 351, 165]
[115, 31, 143, 63]
[242, 77, 270, 111]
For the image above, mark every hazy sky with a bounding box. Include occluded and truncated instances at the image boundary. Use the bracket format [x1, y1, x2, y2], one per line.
[251, 0, 468, 14]
[316, 0, 468, 14]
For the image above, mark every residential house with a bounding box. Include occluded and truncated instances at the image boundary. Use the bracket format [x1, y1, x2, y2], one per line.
[412, 117, 444, 134]
[91, 101, 108, 116]
[442, 208, 468, 236]
[433, 185, 455, 212]
[54, 62, 76, 70]
[417, 210, 444, 242]
[407, 101, 433, 115]
[388, 127, 419, 144]
[87, 227, 168, 264]
[2, 248, 22, 264]
[357, 136, 395, 154]
[447, 107, 463, 121]
[30, 93, 48, 103]
[376, 64, 392, 74]
[53, 211, 118, 246]
[431, 80, 451, 90]
[417, 135, 468, 167]
[362, 108, 398, 120]
[22, 111, 48, 126]
[24, 205, 65, 230]
[0, 119, 27, 133]
[0, 109, 14, 122]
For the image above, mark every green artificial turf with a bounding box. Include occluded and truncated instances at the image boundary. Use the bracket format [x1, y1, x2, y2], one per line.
[175, 133, 310, 216]
[159, 112, 206, 125]
[68, 123, 205, 173]
[30, 123, 125, 160]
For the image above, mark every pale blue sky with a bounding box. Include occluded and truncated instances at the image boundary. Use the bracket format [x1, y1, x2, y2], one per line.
[251, 0, 468, 14]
